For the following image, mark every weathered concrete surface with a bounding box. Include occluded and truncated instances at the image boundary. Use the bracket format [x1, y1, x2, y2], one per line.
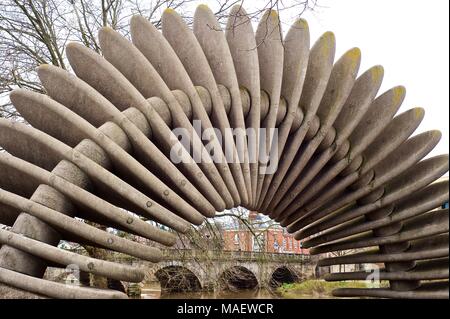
[226, 6, 261, 207]
[0, 4, 448, 299]
[258, 31, 336, 213]
[193, 5, 252, 206]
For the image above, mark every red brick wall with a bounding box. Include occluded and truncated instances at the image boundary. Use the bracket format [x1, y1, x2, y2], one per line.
[222, 228, 309, 254]
[223, 230, 253, 251]
[265, 229, 309, 254]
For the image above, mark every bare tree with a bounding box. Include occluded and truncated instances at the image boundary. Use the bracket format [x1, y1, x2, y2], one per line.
[328, 249, 358, 273]
[0, 0, 318, 292]
[1, 0, 317, 119]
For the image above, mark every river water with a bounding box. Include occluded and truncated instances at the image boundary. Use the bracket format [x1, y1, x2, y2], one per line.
[140, 284, 280, 299]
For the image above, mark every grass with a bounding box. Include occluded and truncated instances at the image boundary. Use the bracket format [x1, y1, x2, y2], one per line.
[277, 280, 389, 298]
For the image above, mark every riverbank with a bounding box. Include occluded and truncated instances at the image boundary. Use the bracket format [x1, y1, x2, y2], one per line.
[277, 280, 386, 298]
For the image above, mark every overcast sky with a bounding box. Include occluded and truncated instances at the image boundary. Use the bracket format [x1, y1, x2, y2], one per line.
[190, 0, 449, 159]
[3, 0, 448, 159]
[285, 0, 449, 159]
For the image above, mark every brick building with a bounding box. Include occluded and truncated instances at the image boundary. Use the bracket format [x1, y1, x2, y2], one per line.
[222, 211, 310, 254]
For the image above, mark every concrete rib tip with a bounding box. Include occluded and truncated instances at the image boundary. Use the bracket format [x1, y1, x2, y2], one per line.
[0, 5, 448, 299]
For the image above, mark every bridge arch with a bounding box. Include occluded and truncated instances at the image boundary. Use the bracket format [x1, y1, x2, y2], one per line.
[219, 266, 258, 290]
[107, 279, 126, 293]
[269, 266, 299, 287]
[155, 265, 202, 292]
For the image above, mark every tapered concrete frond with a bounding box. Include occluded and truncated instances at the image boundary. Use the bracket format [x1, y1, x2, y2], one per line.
[0, 5, 447, 299]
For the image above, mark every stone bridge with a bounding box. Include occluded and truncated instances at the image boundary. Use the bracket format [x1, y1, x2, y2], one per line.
[0, 3, 447, 299]
[128, 250, 317, 291]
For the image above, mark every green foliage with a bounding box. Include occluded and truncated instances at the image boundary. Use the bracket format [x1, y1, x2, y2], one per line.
[277, 280, 388, 298]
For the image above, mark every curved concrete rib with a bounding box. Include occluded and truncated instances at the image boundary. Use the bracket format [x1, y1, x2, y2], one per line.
[302, 179, 449, 246]
[38, 65, 224, 213]
[0, 188, 162, 262]
[226, 5, 261, 207]
[101, 24, 240, 209]
[254, 10, 284, 205]
[193, 5, 251, 206]
[0, 267, 128, 299]
[287, 130, 442, 233]
[283, 101, 421, 226]
[310, 209, 449, 254]
[268, 47, 361, 214]
[259, 31, 336, 213]
[0, 228, 144, 282]
[256, 18, 310, 210]
[129, 15, 234, 209]
[0, 152, 176, 246]
[299, 155, 449, 238]
[315, 232, 449, 272]
[325, 259, 449, 281]
[318, 246, 449, 267]
[0, 5, 448, 299]
[0, 119, 190, 233]
[270, 66, 383, 221]
[10, 89, 205, 225]
[332, 281, 449, 299]
[162, 9, 245, 207]
[281, 94, 405, 223]
[64, 43, 231, 211]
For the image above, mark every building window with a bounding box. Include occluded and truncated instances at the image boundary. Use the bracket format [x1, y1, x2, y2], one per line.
[273, 239, 279, 252]
[252, 233, 265, 252]
[234, 233, 239, 244]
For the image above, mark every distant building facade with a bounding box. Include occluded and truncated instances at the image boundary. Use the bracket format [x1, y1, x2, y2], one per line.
[222, 211, 310, 254]
[222, 228, 310, 254]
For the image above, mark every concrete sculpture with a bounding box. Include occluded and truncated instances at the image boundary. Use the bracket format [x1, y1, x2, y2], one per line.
[0, 5, 448, 299]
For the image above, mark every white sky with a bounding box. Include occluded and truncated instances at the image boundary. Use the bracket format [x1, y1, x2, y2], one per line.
[3, 0, 448, 159]
[190, 0, 449, 159]
[287, 0, 450, 159]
